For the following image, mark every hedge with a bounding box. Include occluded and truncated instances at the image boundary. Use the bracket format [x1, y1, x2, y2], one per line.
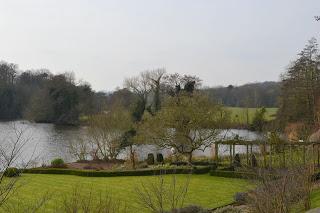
[209, 170, 257, 179]
[23, 166, 211, 177]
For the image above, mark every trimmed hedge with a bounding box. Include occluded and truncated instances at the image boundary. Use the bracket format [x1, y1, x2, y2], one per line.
[23, 166, 211, 177]
[4, 167, 20, 177]
[210, 170, 257, 179]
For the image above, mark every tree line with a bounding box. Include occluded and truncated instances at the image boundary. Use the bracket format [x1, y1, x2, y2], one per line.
[277, 38, 320, 132]
[204, 81, 280, 108]
[0, 62, 105, 125]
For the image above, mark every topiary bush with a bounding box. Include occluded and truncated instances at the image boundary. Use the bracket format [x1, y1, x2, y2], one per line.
[51, 158, 66, 168]
[4, 167, 20, 177]
[147, 153, 155, 165]
[156, 153, 164, 163]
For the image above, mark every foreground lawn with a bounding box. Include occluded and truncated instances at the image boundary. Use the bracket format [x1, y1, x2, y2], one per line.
[311, 188, 320, 209]
[5, 174, 250, 212]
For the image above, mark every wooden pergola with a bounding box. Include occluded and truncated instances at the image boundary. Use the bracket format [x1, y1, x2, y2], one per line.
[214, 140, 320, 168]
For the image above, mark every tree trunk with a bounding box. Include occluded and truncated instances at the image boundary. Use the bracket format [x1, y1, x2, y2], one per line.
[188, 152, 193, 164]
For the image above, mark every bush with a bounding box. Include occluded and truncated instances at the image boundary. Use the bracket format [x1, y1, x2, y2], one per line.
[214, 206, 241, 213]
[51, 158, 66, 168]
[169, 205, 209, 213]
[234, 192, 248, 204]
[210, 170, 256, 179]
[147, 153, 155, 165]
[23, 166, 211, 177]
[156, 153, 164, 163]
[4, 167, 20, 177]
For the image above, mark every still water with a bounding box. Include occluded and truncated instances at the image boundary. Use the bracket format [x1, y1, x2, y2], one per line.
[0, 121, 262, 167]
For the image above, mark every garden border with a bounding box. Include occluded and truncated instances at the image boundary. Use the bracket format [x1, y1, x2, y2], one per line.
[23, 166, 211, 177]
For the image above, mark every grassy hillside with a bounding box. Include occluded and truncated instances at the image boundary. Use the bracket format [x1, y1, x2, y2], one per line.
[5, 174, 249, 212]
[227, 107, 278, 125]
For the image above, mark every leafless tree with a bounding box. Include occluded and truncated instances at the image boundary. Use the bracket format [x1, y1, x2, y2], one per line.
[246, 165, 314, 213]
[87, 108, 132, 161]
[135, 174, 190, 213]
[0, 123, 42, 209]
[57, 186, 127, 213]
[67, 135, 90, 161]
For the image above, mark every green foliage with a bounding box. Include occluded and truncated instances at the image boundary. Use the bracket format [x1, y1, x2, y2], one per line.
[50, 158, 65, 168]
[4, 167, 20, 177]
[0, 61, 100, 124]
[278, 38, 320, 127]
[250, 107, 267, 131]
[24, 166, 211, 177]
[141, 92, 230, 162]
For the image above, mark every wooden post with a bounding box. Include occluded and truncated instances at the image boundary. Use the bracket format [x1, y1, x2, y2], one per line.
[229, 144, 233, 166]
[214, 143, 219, 162]
[263, 143, 267, 168]
[290, 144, 292, 166]
[250, 145, 253, 167]
[283, 144, 286, 168]
[317, 145, 320, 167]
[269, 144, 272, 168]
[303, 145, 306, 165]
[233, 144, 236, 158]
[313, 144, 315, 168]
[246, 144, 249, 166]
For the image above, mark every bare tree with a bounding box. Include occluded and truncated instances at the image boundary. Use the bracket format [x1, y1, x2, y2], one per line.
[146, 68, 166, 113]
[57, 186, 127, 213]
[135, 174, 190, 213]
[0, 123, 41, 208]
[67, 135, 90, 162]
[246, 165, 314, 213]
[87, 108, 132, 161]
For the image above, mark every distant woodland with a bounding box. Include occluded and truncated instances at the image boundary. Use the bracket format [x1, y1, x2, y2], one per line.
[204, 81, 280, 108]
[0, 61, 281, 125]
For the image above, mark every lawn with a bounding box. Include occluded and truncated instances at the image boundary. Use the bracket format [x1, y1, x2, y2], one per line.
[311, 188, 320, 209]
[227, 107, 278, 124]
[4, 174, 250, 212]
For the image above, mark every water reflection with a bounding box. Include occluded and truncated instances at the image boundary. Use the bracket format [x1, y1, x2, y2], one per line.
[0, 121, 262, 166]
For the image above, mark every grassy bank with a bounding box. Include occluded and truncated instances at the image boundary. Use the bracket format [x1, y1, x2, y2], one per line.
[227, 107, 278, 125]
[5, 174, 249, 212]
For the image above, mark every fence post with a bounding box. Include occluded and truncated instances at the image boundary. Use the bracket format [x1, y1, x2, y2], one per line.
[229, 144, 232, 166]
[246, 144, 249, 166]
[214, 143, 219, 162]
[283, 144, 286, 168]
[303, 145, 306, 165]
[269, 144, 272, 168]
[263, 143, 267, 168]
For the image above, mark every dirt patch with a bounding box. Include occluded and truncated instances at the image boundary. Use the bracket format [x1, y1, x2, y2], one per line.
[66, 160, 125, 170]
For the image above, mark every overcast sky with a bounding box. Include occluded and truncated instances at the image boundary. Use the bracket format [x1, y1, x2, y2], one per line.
[0, 0, 319, 91]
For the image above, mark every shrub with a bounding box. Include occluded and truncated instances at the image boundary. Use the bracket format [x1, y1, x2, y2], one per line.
[51, 158, 65, 168]
[234, 192, 248, 204]
[23, 166, 211, 177]
[170, 205, 209, 213]
[214, 206, 241, 213]
[147, 153, 155, 165]
[4, 167, 20, 177]
[156, 153, 164, 163]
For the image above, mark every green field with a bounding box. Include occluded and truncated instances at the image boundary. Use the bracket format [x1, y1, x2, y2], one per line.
[5, 174, 250, 212]
[227, 107, 278, 124]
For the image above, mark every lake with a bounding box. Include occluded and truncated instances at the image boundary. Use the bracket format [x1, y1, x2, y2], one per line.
[0, 121, 262, 167]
